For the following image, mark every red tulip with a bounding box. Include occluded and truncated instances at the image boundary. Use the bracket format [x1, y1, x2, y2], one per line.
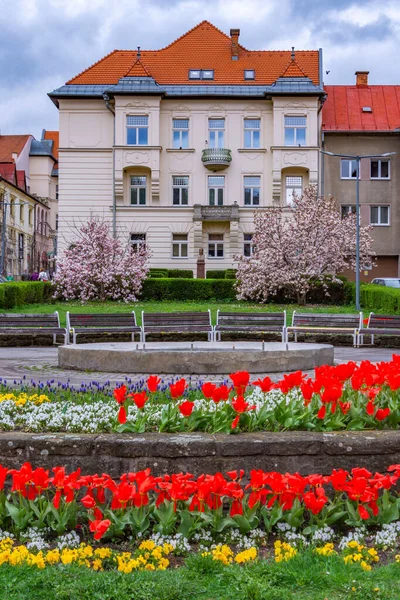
[147, 375, 161, 393]
[202, 382, 216, 398]
[169, 378, 187, 399]
[179, 400, 194, 417]
[375, 407, 390, 421]
[118, 406, 127, 424]
[317, 405, 326, 419]
[212, 385, 230, 403]
[113, 385, 127, 405]
[230, 371, 250, 395]
[358, 505, 370, 520]
[89, 519, 111, 541]
[232, 395, 255, 414]
[300, 379, 315, 405]
[231, 415, 240, 429]
[129, 391, 148, 409]
[366, 401, 375, 416]
[81, 494, 96, 509]
[339, 401, 351, 415]
[252, 376, 274, 393]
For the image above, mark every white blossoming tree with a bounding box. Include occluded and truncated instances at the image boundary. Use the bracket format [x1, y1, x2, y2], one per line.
[236, 186, 374, 304]
[53, 218, 150, 302]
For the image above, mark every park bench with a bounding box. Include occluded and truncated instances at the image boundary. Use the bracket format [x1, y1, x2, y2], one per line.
[142, 311, 213, 342]
[357, 313, 400, 346]
[0, 312, 68, 345]
[214, 311, 286, 342]
[286, 312, 362, 346]
[67, 312, 142, 344]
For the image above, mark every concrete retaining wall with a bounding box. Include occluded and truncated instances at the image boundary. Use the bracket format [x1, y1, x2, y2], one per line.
[1, 431, 399, 477]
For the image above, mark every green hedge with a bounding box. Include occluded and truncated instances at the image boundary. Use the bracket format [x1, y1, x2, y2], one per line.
[140, 278, 235, 301]
[167, 269, 193, 279]
[206, 270, 226, 279]
[357, 284, 400, 313]
[0, 282, 54, 309]
[225, 269, 237, 280]
[149, 269, 168, 278]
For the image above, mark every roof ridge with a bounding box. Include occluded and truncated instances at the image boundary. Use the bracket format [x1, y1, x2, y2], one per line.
[66, 49, 119, 85]
[155, 20, 249, 52]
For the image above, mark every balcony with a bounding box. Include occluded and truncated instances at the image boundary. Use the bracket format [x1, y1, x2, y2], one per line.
[201, 148, 232, 171]
[193, 203, 239, 222]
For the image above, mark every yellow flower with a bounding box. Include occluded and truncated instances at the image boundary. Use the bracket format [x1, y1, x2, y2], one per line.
[234, 547, 257, 564]
[45, 549, 61, 565]
[145, 563, 156, 571]
[92, 559, 103, 571]
[94, 547, 112, 559]
[139, 540, 155, 551]
[361, 560, 372, 571]
[162, 543, 174, 555]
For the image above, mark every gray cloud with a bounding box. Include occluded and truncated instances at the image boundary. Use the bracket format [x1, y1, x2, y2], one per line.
[0, 0, 399, 138]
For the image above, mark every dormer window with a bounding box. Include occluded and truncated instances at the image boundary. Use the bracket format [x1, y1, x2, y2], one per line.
[244, 69, 255, 80]
[188, 69, 214, 80]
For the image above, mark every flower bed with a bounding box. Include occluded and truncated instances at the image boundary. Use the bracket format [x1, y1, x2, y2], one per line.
[1, 356, 400, 434]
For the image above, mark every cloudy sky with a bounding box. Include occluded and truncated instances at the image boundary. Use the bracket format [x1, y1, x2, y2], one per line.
[1, 0, 399, 139]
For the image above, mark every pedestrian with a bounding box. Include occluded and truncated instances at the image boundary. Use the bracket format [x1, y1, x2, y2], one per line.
[38, 268, 49, 282]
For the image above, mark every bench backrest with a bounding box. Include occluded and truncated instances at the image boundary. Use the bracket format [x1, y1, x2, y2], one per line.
[292, 311, 362, 328]
[67, 312, 137, 329]
[142, 311, 211, 327]
[367, 313, 400, 329]
[217, 311, 286, 327]
[0, 312, 60, 328]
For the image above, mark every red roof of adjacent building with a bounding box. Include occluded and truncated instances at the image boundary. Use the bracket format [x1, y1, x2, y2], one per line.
[0, 134, 31, 162]
[323, 85, 400, 132]
[43, 130, 59, 160]
[67, 21, 320, 86]
[0, 162, 17, 185]
[16, 170, 26, 191]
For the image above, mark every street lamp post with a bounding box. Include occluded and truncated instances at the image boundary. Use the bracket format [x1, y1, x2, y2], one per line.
[320, 151, 396, 311]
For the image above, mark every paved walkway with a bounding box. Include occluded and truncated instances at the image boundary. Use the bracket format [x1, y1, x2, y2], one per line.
[0, 345, 397, 386]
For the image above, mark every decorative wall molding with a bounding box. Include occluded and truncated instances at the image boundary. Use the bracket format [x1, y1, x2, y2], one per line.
[124, 151, 150, 165]
[282, 152, 307, 166]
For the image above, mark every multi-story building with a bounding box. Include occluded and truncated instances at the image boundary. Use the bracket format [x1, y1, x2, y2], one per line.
[322, 72, 400, 280]
[0, 133, 57, 277]
[49, 21, 325, 272]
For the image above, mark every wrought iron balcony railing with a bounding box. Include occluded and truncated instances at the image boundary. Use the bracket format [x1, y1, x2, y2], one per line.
[201, 148, 232, 171]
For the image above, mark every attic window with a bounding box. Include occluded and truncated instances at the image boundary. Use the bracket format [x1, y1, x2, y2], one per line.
[244, 70, 255, 80]
[362, 106, 372, 113]
[188, 69, 214, 80]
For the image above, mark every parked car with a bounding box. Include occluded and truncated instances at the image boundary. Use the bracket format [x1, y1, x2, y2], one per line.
[371, 278, 400, 288]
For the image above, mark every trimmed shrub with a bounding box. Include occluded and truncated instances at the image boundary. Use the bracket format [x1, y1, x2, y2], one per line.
[167, 269, 193, 279]
[149, 269, 168, 278]
[140, 278, 236, 301]
[0, 282, 54, 309]
[225, 269, 237, 280]
[359, 284, 400, 314]
[206, 270, 226, 279]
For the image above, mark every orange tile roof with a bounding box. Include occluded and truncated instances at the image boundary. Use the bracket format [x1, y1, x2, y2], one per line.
[0, 135, 31, 162]
[279, 58, 307, 78]
[124, 58, 153, 78]
[43, 130, 59, 160]
[67, 21, 320, 86]
[323, 85, 400, 131]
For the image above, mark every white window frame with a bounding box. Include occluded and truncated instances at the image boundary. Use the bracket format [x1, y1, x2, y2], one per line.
[285, 176, 302, 206]
[126, 115, 148, 146]
[172, 176, 189, 206]
[244, 176, 260, 206]
[243, 233, 254, 257]
[284, 116, 306, 146]
[208, 119, 225, 148]
[370, 159, 390, 180]
[189, 69, 214, 80]
[130, 176, 147, 205]
[341, 159, 358, 179]
[172, 233, 188, 258]
[208, 233, 224, 259]
[208, 176, 224, 206]
[244, 69, 255, 80]
[172, 119, 189, 149]
[370, 205, 390, 226]
[130, 233, 146, 252]
[244, 119, 260, 148]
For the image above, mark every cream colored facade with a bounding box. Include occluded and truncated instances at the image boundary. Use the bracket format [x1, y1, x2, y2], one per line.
[57, 94, 321, 273]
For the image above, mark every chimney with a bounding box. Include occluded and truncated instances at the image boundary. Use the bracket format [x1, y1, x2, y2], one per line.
[355, 71, 369, 86]
[230, 28, 240, 60]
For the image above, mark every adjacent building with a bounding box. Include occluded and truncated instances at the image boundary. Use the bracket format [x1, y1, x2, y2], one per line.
[322, 72, 400, 280]
[0, 133, 58, 277]
[49, 21, 325, 271]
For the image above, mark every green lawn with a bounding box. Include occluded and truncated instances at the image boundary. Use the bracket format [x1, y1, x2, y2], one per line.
[3, 300, 359, 327]
[0, 552, 397, 600]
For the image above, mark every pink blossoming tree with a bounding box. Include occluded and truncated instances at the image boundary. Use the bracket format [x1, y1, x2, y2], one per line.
[53, 218, 150, 302]
[236, 186, 374, 304]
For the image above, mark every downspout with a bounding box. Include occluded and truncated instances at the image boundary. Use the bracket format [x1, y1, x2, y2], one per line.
[103, 93, 116, 238]
[318, 48, 324, 197]
[321, 132, 325, 197]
